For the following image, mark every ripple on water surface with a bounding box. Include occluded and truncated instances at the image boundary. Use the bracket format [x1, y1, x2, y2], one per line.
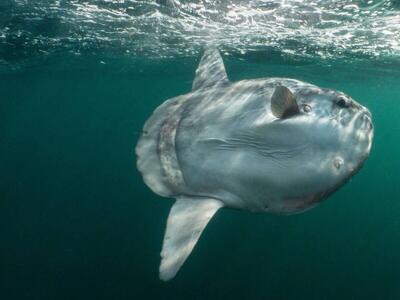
[0, 0, 399, 63]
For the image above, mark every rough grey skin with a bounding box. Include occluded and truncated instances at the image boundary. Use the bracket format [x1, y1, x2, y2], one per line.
[136, 49, 373, 281]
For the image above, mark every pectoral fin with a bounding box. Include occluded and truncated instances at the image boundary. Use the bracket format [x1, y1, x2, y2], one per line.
[159, 197, 223, 281]
[271, 85, 300, 119]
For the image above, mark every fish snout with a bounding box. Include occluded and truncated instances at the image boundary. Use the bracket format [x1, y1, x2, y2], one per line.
[352, 108, 373, 162]
[357, 103, 373, 132]
[353, 103, 373, 133]
[362, 112, 373, 132]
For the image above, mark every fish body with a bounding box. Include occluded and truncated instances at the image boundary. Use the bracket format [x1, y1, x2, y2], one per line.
[136, 49, 373, 281]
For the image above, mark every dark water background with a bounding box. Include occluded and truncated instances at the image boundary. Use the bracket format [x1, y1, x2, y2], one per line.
[1, 1, 400, 299]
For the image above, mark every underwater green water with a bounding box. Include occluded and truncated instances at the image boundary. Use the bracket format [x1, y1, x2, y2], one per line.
[1, 54, 400, 299]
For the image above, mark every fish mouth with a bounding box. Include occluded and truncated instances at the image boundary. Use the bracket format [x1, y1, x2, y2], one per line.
[352, 108, 374, 160]
[360, 109, 374, 140]
[358, 103, 372, 128]
[353, 105, 373, 138]
[362, 112, 373, 132]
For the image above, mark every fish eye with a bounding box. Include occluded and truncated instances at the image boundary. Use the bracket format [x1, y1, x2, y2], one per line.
[302, 104, 312, 113]
[336, 97, 348, 108]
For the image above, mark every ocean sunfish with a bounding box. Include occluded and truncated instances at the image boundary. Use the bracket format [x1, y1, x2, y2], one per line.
[136, 49, 373, 281]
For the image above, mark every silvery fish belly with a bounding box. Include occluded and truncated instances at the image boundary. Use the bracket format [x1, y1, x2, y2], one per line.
[135, 49, 374, 281]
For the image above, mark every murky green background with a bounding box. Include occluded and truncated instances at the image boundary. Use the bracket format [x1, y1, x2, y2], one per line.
[1, 53, 400, 299]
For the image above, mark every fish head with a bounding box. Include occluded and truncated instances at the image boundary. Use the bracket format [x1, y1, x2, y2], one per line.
[296, 87, 373, 170]
[257, 83, 374, 213]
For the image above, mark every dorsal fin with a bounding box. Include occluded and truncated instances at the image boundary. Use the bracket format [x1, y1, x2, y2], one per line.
[159, 197, 223, 281]
[192, 48, 229, 91]
[271, 85, 300, 119]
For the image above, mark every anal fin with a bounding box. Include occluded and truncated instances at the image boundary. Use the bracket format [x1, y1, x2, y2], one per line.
[159, 196, 223, 281]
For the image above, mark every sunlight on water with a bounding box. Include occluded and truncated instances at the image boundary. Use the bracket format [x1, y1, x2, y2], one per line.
[0, 0, 399, 62]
